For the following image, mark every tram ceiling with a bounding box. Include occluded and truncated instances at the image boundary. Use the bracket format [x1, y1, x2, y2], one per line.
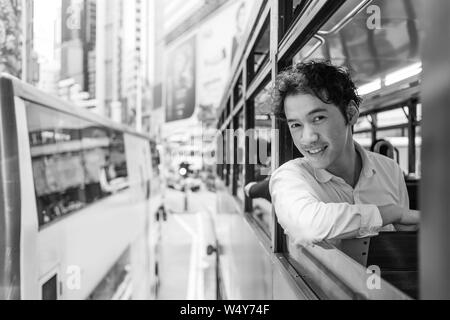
[291, 0, 424, 92]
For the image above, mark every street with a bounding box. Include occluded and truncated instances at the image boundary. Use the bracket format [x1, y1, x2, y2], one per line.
[157, 185, 217, 300]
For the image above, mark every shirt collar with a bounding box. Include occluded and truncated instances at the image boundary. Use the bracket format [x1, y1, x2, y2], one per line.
[355, 141, 376, 178]
[312, 142, 376, 184]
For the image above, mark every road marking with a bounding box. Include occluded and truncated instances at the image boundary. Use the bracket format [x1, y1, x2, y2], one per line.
[196, 212, 205, 300]
[172, 213, 196, 238]
[172, 213, 199, 299]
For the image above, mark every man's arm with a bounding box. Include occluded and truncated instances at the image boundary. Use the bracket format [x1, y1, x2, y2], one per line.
[269, 164, 391, 246]
[378, 204, 420, 227]
[244, 179, 271, 202]
[391, 165, 420, 231]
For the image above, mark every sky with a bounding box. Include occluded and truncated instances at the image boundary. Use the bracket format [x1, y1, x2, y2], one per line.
[33, 0, 61, 63]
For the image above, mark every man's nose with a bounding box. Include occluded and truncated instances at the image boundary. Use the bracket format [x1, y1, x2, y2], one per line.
[300, 125, 319, 145]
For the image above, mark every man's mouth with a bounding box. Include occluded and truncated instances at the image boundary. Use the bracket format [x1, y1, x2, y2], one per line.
[304, 145, 328, 156]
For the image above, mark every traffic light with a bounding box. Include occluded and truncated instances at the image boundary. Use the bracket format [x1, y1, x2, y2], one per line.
[179, 162, 191, 177]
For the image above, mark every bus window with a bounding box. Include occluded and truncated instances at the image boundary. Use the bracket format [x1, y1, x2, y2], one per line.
[26, 102, 129, 228]
[26, 103, 89, 226]
[102, 130, 129, 192]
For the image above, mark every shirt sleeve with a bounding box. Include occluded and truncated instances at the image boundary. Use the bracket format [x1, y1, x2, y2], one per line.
[396, 165, 410, 210]
[393, 163, 418, 231]
[269, 163, 383, 246]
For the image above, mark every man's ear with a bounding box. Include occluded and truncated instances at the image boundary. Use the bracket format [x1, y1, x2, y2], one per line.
[346, 102, 359, 125]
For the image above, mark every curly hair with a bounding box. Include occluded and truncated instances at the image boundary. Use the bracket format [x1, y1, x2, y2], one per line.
[272, 60, 362, 123]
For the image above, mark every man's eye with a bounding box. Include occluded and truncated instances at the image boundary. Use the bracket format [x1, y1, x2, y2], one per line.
[313, 116, 326, 123]
[290, 123, 302, 129]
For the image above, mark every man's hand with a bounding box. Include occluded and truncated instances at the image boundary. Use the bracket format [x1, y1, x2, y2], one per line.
[395, 209, 420, 231]
[244, 182, 257, 197]
[378, 205, 420, 226]
[399, 209, 420, 225]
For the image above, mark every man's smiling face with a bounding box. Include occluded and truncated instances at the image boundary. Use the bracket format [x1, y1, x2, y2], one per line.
[285, 93, 353, 170]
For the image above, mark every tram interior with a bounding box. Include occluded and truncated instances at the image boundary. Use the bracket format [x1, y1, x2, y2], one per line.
[285, 0, 422, 299]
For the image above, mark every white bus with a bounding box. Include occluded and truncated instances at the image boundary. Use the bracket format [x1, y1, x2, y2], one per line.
[0, 74, 164, 300]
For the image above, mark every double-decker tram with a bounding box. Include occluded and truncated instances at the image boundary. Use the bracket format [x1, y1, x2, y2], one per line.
[0, 74, 163, 299]
[215, 0, 447, 299]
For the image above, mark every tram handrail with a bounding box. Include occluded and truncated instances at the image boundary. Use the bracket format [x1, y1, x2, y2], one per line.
[301, 35, 325, 61]
[317, 0, 372, 35]
[289, 241, 413, 300]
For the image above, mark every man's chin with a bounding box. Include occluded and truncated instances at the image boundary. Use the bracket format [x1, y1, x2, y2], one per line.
[304, 157, 330, 170]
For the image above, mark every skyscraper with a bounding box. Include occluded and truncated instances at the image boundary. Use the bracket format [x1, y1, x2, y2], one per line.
[59, 0, 96, 104]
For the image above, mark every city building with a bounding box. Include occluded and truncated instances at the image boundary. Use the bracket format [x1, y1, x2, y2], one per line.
[58, 0, 96, 107]
[151, 0, 252, 171]
[95, 0, 152, 129]
[0, 0, 38, 82]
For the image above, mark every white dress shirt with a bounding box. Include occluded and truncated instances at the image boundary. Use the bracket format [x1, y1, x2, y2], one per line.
[269, 142, 409, 246]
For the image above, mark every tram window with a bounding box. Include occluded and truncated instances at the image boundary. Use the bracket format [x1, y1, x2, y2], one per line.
[415, 126, 421, 177]
[220, 130, 226, 180]
[234, 110, 245, 201]
[278, 0, 310, 39]
[376, 130, 408, 174]
[354, 116, 372, 132]
[233, 73, 243, 106]
[319, 0, 371, 34]
[247, 17, 270, 84]
[225, 125, 232, 186]
[308, 0, 423, 88]
[249, 83, 273, 236]
[377, 109, 408, 127]
[293, 36, 328, 65]
[353, 132, 372, 151]
[417, 104, 422, 122]
[252, 83, 272, 182]
[217, 133, 223, 178]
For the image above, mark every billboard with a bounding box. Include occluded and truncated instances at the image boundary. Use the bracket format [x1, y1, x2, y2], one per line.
[61, 0, 86, 42]
[163, 0, 252, 132]
[165, 36, 196, 122]
[197, 0, 252, 110]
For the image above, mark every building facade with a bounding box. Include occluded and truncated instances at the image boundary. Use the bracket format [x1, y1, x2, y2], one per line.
[152, 0, 252, 170]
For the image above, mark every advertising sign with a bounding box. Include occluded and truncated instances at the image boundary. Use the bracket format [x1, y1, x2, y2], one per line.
[165, 36, 197, 122]
[197, 0, 251, 110]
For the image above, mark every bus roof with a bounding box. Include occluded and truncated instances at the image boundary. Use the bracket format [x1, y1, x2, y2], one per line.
[1, 73, 152, 141]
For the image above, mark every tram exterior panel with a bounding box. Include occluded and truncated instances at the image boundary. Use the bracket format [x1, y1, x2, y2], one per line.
[214, 0, 424, 300]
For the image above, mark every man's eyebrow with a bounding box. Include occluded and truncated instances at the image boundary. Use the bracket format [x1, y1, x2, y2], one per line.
[287, 108, 328, 122]
[307, 108, 328, 116]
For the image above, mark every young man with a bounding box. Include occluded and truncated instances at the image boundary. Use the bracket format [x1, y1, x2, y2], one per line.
[269, 61, 419, 247]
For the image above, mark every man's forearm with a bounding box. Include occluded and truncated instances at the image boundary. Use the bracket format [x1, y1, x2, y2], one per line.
[378, 205, 420, 226]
